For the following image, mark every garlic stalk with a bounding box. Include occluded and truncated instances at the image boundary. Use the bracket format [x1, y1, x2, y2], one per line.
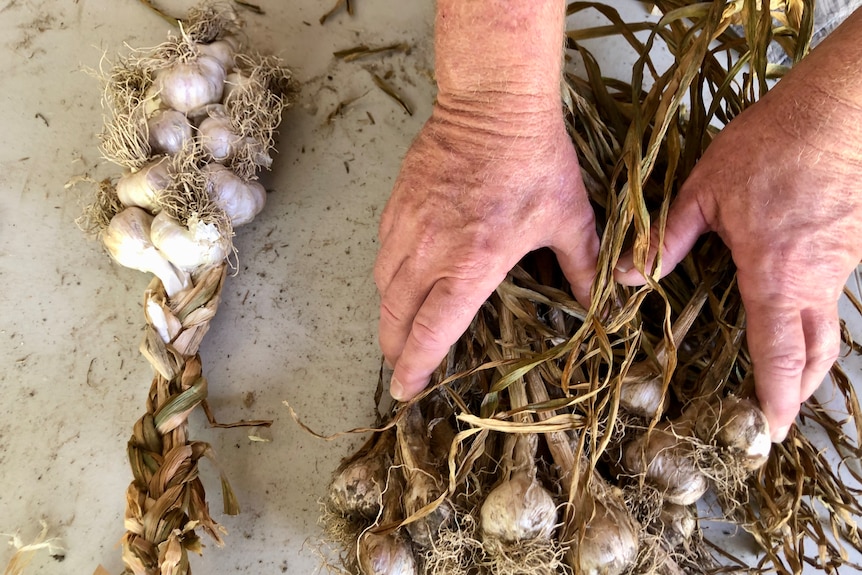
[116, 157, 172, 214]
[102, 207, 191, 297]
[157, 55, 226, 113]
[147, 109, 193, 156]
[397, 402, 453, 548]
[149, 210, 229, 272]
[203, 163, 266, 226]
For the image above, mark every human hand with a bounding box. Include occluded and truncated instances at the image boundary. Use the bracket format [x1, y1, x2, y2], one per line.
[615, 13, 862, 442]
[374, 103, 600, 401]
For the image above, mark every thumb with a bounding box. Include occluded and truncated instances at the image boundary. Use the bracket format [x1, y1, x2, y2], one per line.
[550, 223, 601, 308]
[614, 191, 709, 286]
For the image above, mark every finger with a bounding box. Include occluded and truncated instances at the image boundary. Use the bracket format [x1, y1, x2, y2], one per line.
[390, 274, 504, 401]
[550, 221, 600, 308]
[799, 306, 841, 402]
[743, 294, 806, 443]
[377, 257, 435, 367]
[614, 187, 710, 286]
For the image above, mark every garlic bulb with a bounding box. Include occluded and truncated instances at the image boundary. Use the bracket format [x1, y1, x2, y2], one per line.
[102, 207, 191, 297]
[116, 157, 171, 213]
[693, 396, 771, 470]
[149, 211, 229, 272]
[199, 113, 240, 162]
[480, 471, 557, 544]
[357, 531, 417, 575]
[566, 499, 639, 575]
[222, 71, 252, 104]
[622, 428, 709, 506]
[620, 371, 668, 419]
[203, 163, 266, 226]
[197, 39, 236, 73]
[652, 503, 696, 549]
[147, 109, 192, 155]
[328, 437, 392, 519]
[157, 55, 226, 113]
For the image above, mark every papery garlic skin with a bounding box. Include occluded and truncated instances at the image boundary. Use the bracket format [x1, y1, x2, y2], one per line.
[150, 211, 229, 272]
[116, 157, 171, 213]
[147, 109, 193, 155]
[480, 472, 557, 544]
[203, 163, 266, 226]
[102, 207, 191, 297]
[157, 55, 226, 113]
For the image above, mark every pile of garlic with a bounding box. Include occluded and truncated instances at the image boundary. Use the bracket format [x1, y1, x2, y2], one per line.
[92, 3, 293, 297]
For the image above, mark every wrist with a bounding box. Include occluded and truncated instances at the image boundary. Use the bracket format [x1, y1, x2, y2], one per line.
[435, 0, 565, 106]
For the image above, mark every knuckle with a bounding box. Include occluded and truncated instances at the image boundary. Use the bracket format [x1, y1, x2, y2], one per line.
[760, 352, 807, 379]
[409, 316, 451, 355]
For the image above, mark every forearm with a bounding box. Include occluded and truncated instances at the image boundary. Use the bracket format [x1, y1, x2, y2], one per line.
[776, 8, 862, 159]
[434, 0, 566, 126]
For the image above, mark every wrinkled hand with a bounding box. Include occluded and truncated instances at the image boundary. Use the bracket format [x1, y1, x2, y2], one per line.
[375, 104, 600, 401]
[616, 58, 862, 442]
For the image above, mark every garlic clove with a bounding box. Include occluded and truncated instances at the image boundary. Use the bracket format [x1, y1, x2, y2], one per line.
[102, 207, 191, 297]
[147, 109, 193, 156]
[149, 210, 229, 272]
[157, 55, 226, 113]
[203, 164, 266, 226]
[116, 157, 172, 213]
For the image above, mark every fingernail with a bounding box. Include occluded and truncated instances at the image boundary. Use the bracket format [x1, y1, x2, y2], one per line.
[614, 255, 633, 274]
[771, 425, 791, 443]
[389, 376, 405, 402]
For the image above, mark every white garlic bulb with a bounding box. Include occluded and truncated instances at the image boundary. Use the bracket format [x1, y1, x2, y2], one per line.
[199, 112, 240, 162]
[203, 163, 266, 226]
[149, 210, 229, 272]
[480, 471, 557, 543]
[157, 55, 226, 113]
[102, 207, 191, 297]
[147, 109, 193, 155]
[197, 39, 237, 73]
[116, 157, 171, 214]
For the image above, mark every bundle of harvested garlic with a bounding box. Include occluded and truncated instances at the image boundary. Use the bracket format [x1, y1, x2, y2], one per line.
[316, 0, 862, 572]
[79, 3, 294, 574]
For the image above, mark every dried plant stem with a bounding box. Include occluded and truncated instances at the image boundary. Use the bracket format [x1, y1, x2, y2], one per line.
[122, 265, 239, 575]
